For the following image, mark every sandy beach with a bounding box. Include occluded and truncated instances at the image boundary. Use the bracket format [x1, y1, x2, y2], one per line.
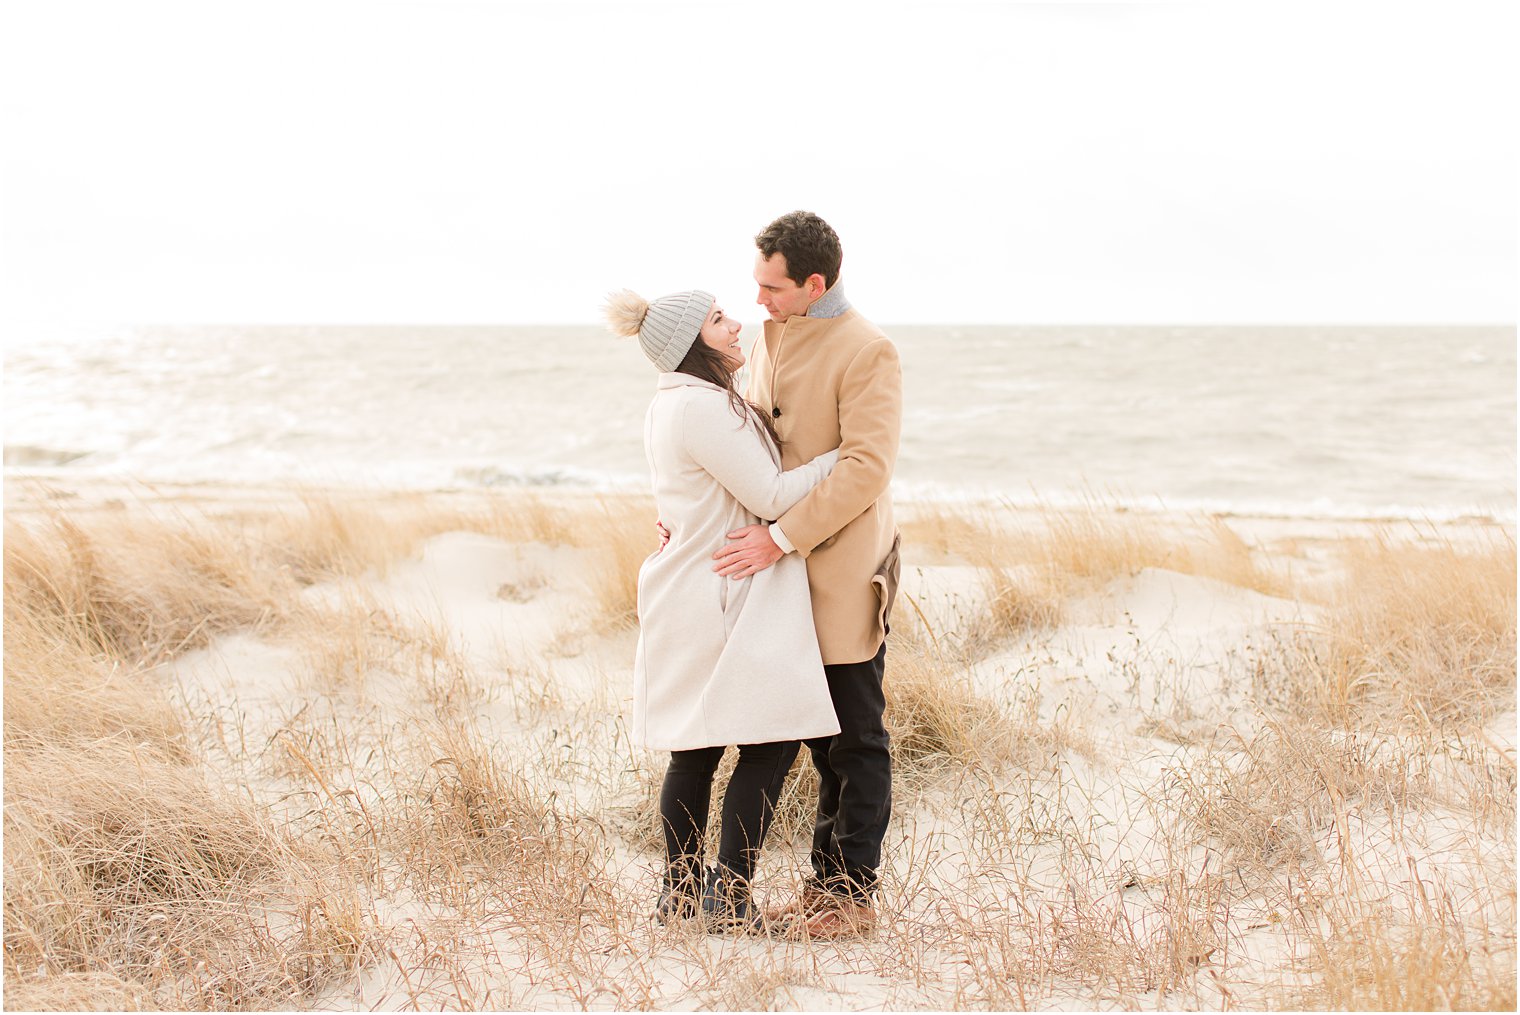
[3, 474, 1513, 1010]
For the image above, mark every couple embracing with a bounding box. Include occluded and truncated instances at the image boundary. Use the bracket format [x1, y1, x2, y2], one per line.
[604, 211, 902, 940]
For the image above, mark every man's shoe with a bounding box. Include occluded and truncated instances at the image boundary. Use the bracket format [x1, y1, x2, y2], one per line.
[701, 866, 764, 935]
[762, 881, 835, 924]
[788, 898, 877, 940]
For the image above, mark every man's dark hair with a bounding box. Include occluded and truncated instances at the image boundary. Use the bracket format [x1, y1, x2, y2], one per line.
[755, 211, 843, 290]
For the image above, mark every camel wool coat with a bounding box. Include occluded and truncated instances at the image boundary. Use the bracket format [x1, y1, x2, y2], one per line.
[747, 286, 902, 665]
[633, 373, 842, 752]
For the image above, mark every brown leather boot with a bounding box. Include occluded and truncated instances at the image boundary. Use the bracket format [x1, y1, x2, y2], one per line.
[787, 898, 877, 940]
[762, 882, 835, 925]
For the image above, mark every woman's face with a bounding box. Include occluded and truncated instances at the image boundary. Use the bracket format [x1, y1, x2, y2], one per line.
[698, 303, 744, 368]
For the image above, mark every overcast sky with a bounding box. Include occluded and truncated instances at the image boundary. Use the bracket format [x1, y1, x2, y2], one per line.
[1, 0, 1514, 328]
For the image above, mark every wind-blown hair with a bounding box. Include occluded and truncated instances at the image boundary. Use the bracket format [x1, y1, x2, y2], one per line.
[674, 339, 783, 452]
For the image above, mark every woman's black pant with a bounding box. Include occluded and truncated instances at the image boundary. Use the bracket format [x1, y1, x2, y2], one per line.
[659, 739, 800, 886]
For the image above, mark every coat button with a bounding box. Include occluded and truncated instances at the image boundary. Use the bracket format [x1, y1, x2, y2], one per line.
[772, 407, 781, 418]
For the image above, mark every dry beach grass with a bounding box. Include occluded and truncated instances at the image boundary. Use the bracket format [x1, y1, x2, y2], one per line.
[2, 479, 1514, 1010]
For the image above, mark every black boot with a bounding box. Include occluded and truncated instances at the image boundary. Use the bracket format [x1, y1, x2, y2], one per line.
[701, 865, 764, 935]
[656, 861, 702, 925]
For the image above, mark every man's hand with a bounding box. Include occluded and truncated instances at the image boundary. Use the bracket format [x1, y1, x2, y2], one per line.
[712, 524, 783, 579]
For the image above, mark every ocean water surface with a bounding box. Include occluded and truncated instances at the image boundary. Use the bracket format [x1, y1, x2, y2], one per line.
[4, 324, 1514, 521]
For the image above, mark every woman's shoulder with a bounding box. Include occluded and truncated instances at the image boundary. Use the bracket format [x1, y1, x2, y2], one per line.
[649, 383, 741, 440]
[657, 385, 768, 457]
[662, 382, 733, 418]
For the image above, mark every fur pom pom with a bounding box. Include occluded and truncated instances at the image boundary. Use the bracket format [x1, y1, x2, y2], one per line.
[602, 289, 649, 338]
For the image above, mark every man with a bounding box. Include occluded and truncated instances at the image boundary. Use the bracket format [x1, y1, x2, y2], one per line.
[712, 210, 902, 939]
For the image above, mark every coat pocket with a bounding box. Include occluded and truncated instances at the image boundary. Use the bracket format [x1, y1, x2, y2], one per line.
[870, 532, 902, 638]
[718, 570, 745, 640]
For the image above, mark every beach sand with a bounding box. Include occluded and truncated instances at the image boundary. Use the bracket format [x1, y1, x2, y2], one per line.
[4, 475, 1515, 1010]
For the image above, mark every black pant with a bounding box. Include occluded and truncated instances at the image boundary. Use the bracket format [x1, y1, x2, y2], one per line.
[801, 640, 891, 902]
[659, 739, 800, 886]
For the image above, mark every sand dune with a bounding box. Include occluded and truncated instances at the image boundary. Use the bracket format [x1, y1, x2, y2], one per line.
[4, 477, 1514, 1010]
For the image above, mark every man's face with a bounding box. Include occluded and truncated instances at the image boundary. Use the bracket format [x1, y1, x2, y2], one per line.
[754, 252, 819, 322]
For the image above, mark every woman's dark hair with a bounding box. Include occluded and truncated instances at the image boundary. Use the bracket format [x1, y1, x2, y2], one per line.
[675, 339, 783, 451]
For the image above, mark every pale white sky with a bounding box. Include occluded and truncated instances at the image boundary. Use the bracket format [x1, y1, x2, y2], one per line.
[1, 0, 1514, 328]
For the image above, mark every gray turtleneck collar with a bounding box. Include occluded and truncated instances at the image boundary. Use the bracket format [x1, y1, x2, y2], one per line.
[806, 282, 851, 320]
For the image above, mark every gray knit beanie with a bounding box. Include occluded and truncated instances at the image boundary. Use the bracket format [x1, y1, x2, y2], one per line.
[602, 288, 715, 371]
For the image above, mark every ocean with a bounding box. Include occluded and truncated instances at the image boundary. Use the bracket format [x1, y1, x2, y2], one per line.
[4, 324, 1514, 522]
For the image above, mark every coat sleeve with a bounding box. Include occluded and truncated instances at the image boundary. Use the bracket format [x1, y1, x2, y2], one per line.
[682, 394, 838, 521]
[775, 338, 902, 556]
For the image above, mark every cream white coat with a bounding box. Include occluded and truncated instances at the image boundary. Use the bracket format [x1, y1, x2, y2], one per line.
[633, 373, 841, 751]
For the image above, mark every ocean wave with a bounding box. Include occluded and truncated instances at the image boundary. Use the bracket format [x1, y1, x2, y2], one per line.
[6, 454, 1510, 524]
[3, 445, 92, 467]
[886, 480, 1517, 524]
[6, 325, 1512, 524]
[452, 464, 648, 492]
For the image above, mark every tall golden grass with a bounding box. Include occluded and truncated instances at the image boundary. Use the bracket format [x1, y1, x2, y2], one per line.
[1256, 530, 1516, 727]
[3, 489, 1513, 1009]
[902, 498, 1291, 641]
[2, 495, 631, 1008]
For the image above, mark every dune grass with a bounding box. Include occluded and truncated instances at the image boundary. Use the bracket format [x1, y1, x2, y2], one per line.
[1253, 529, 1516, 728]
[902, 497, 1292, 641]
[3, 488, 1513, 1009]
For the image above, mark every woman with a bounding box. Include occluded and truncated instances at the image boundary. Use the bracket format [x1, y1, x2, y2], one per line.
[603, 287, 840, 933]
